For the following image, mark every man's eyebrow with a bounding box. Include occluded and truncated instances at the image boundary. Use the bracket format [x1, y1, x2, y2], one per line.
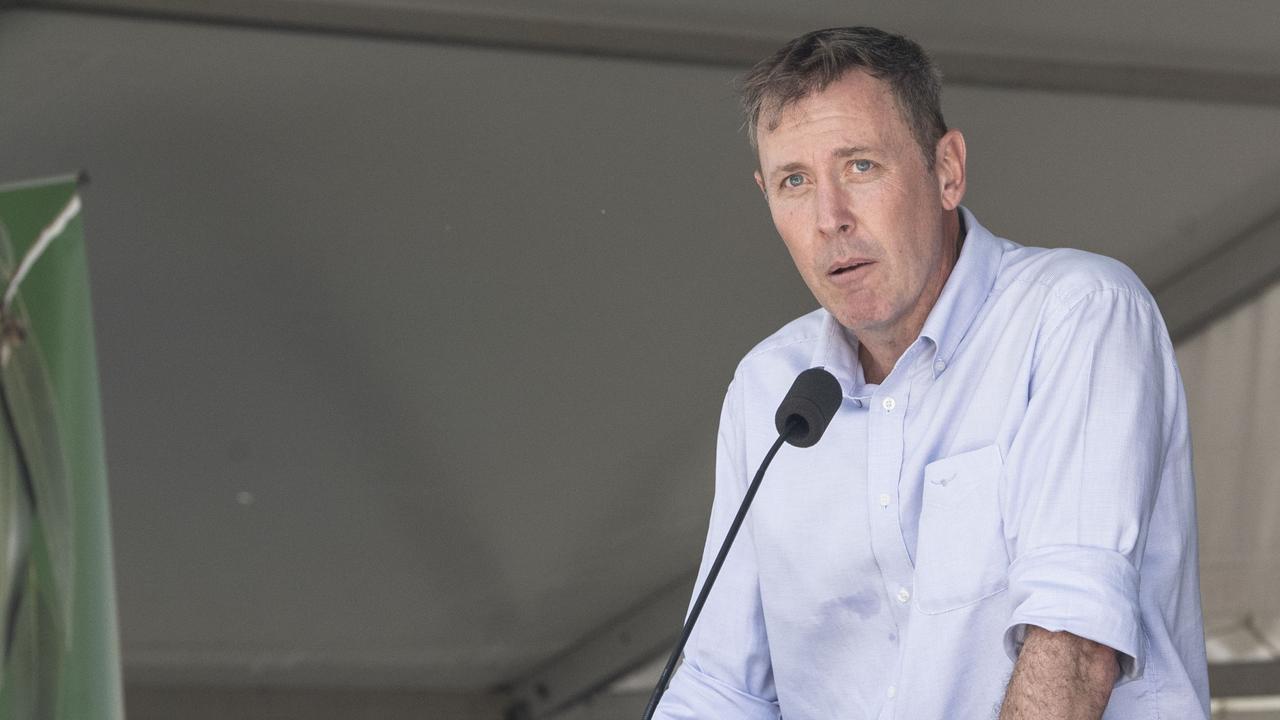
[832, 145, 872, 159]
[770, 161, 808, 177]
[768, 146, 873, 178]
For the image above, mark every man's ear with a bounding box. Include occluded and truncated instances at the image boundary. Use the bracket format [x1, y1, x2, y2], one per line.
[754, 169, 767, 198]
[935, 129, 967, 211]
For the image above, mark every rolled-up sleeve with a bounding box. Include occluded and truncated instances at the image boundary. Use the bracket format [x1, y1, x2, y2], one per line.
[654, 376, 780, 720]
[1001, 285, 1178, 683]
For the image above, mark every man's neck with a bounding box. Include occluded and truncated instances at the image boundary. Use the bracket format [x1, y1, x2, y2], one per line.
[856, 210, 965, 386]
[859, 347, 891, 386]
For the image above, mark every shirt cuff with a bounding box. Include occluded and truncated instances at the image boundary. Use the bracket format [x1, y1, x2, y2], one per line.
[1004, 544, 1143, 683]
[654, 662, 781, 720]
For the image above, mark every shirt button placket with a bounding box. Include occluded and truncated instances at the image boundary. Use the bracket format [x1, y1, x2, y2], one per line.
[867, 376, 914, 634]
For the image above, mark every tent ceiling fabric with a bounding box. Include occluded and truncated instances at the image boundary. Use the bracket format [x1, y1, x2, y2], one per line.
[24, 0, 1280, 107]
[28, 0, 1280, 74]
[2, 0, 1279, 700]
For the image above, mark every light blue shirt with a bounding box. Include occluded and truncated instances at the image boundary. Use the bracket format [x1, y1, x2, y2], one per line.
[656, 209, 1209, 719]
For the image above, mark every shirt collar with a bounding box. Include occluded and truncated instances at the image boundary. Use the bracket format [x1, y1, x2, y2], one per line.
[919, 207, 1003, 374]
[810, 206, 1004, 390]
[812, 310, 867, 400]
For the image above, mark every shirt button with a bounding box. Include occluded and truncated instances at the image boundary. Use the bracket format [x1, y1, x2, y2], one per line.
[878, 493, 891, 508]
[896, 587, 911, 603]
[881, 397, 896, 412]
[853, 399, 863, 408]
[887, 685, 897, 699]
[934, 359, 946, 373]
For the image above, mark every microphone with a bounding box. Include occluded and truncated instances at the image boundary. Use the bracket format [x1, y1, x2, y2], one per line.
[641, 368, 843, 719]
[774, 367, 844, 448]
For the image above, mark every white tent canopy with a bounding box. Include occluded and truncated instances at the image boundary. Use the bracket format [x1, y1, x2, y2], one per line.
[1182, 283, 1280, 668]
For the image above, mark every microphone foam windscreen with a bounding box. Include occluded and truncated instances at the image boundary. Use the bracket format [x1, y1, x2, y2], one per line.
[774, 368, 843, 448]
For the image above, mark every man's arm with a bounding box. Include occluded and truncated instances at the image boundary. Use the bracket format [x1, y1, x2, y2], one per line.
[999, 626, 1120, 720]
[999, 280, 1181, 706]
[653, 376, 780, 720]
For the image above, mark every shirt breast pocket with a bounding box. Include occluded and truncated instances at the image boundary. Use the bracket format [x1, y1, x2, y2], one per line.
[915, 444, 1009, 614]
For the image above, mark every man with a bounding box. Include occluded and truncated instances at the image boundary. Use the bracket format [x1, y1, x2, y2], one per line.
[654, 27, 1208, 719]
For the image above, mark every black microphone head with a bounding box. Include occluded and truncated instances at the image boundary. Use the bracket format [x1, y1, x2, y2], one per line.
[774, 367, 843, 448]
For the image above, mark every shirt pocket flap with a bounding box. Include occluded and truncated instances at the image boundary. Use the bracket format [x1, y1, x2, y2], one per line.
[922, 443, 1003, 510]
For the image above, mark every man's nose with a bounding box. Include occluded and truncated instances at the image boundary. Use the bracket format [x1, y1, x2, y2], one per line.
[815, 181, 854, 237]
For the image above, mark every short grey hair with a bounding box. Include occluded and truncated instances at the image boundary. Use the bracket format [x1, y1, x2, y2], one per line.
[741, 27, 947, 167]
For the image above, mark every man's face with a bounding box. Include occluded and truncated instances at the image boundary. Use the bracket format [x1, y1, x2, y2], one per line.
[754, 70, 964, 346]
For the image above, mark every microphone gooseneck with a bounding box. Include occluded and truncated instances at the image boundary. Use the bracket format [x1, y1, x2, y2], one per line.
[642, 368, 842, 719]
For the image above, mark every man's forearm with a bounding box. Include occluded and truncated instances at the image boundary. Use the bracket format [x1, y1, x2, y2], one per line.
[998, 626, 1119, 720]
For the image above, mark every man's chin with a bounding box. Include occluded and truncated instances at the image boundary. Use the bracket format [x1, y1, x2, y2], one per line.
[829, 308, 886, 338]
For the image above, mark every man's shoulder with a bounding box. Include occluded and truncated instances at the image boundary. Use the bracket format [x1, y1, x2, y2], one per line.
[997, 243, 1153, 311]
[734, 308, 828, 377]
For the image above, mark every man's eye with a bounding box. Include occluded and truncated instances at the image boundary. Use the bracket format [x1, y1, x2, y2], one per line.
[784, 174, 804, 188]
[853, 159, 874, 173]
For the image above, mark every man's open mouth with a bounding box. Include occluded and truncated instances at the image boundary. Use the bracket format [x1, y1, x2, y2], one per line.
[830, 261, 872, 276]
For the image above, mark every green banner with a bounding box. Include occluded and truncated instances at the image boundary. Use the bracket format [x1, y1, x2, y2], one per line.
[0, 175, 122, 720]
